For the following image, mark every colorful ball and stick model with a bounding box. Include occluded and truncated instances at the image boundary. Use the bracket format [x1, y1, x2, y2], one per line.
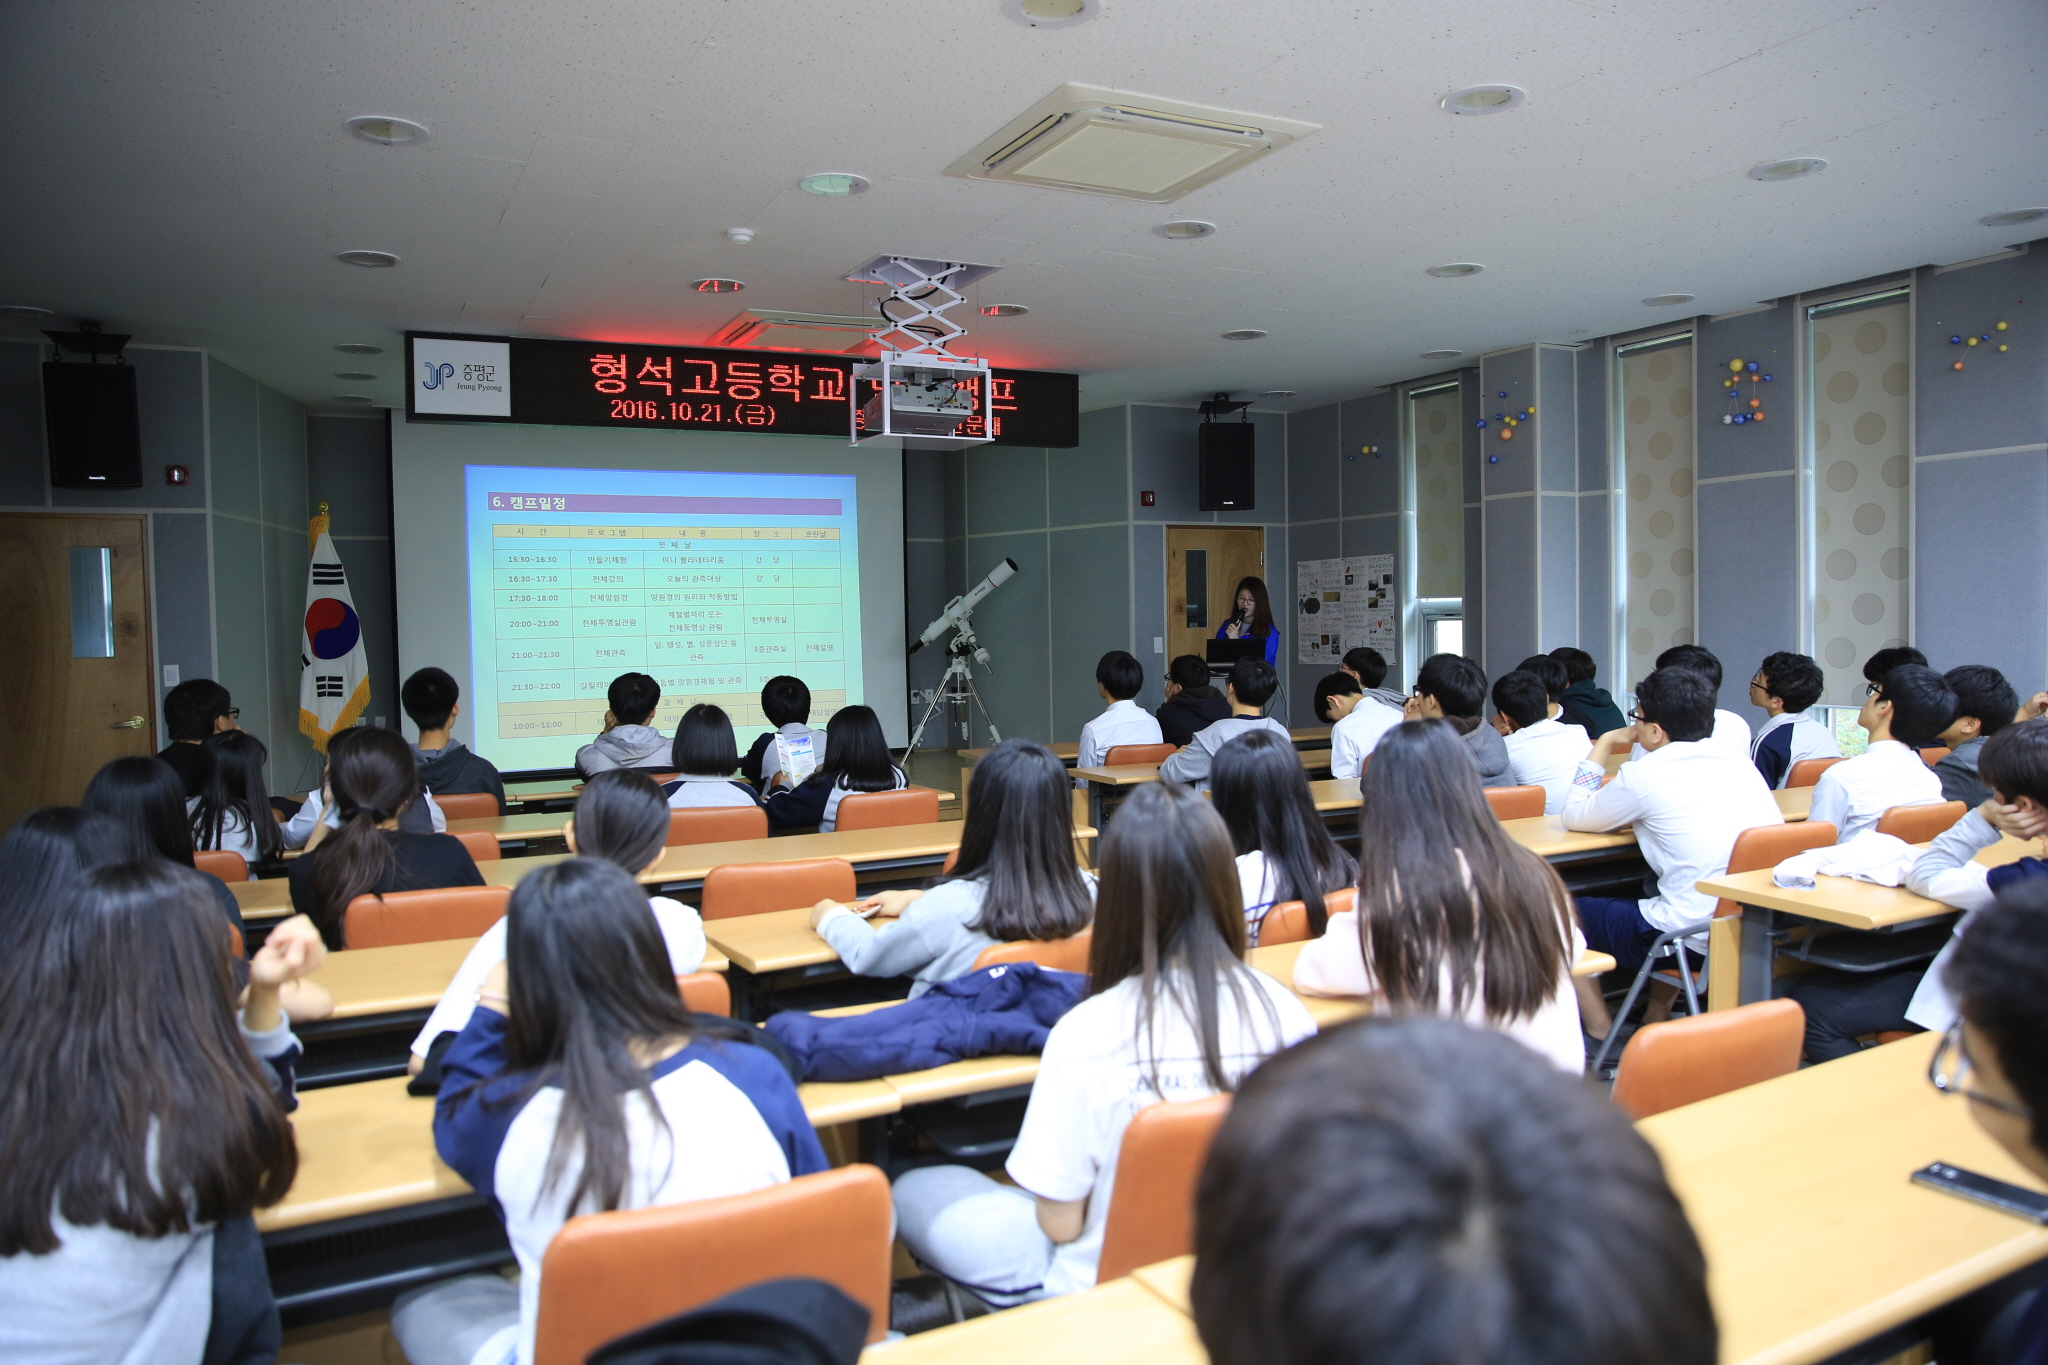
[1476, 393, 1534, 462]
[1720, 358, 1770, 425]
[1949, 320, 2011, 371]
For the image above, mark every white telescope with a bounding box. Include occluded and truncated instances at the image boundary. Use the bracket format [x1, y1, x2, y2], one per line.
[910, 558, 1017, 655]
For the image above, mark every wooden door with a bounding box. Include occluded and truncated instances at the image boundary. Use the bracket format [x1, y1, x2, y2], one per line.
[1165, 526, 1267, 668]
[0, 514, 155, 831]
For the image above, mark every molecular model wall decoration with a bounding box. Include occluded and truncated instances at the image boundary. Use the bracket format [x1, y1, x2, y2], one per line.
[1720, 358, 1770, 425]
[1948, 320, 2011, 370]
[1476, 391, 1534, 462]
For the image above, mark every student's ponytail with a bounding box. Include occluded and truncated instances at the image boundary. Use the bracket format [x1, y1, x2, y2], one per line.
[308, 728, 419, 948]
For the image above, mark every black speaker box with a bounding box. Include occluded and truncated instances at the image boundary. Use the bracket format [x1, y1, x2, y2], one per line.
[1199, 422, 1255, 511]
[44, 361, 142, 490]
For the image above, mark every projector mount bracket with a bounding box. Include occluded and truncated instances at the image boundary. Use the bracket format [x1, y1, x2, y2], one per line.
[844, 256, 1003, 446]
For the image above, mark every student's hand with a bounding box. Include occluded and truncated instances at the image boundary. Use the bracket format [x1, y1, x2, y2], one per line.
[477, 959, 511, 1018]
[1591, 724, 1638, 758]
[601, 709, 618, 734]
[250, 915, 326, 990]
[2021, 692, 2048, 723]
[1401, 695, 1422, 721]
[858, 889, 920, 920]
[810, 898, 854, 929]
[1491, 712, 1514, 736]
[1986, 797, 2048, 842]
[1163, 681, 1182, 700]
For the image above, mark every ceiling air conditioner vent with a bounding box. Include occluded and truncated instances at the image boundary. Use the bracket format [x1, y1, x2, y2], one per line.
[715, 310, 880, 354]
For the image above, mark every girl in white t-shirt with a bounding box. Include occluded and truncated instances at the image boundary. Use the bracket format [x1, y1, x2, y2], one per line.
[1211, 728, 1355, 943]
[187, 730, 285, 865]
[1293, 719, 1585, 1073]
[892, 781, 1316, 1306]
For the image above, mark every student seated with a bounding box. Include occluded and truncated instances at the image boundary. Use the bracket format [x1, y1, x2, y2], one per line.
[1157, 654, 1231, 748]
[409, 769, 708, 1074]
[664, 704, 766, 809]
[1402, 653, 1510, 786]
[1941, 882, 2048, 1216]
[1563, 666, 1783, 1048]
[157, 677, 236, 796]
[1514, 653, 1574, 722]
[280, 746, 448, 850]
[1212, 728, 1354, 939]
[1296, 720, 1585, 1071]
[0, 862, 324, 1365]
[1492, 670, 1592, 813]
[890, 781, 1315, 1306]
[1863, 643, 1927, 685]
[763, 704, 906, 832]
[189, 729, 285, 865]
[1314, 671, 1366, 759]
[1159, 658, 1291, 792]
[809, 740, 1095, 995]
[1549, 645, 1627, 739]
[1746, 651, 1841, 788]
[1077, 650, 1161, 768]
[1632, 644, 1751, 761]
[1934, 664, 2020, 807]
[393, 858, 827, 1365]
[1808, 663, 1953, 842]
[288, 726, 485, 949]
[575, 671, 670, 777]
[1190, 1016, 1713, 1365]
[1327, 648, 1404, 778]
[0, 807, 123, 943]
[402, 667, 506, 812]
[1340, 646, 1407, 710]
[742, 674, 828, 791]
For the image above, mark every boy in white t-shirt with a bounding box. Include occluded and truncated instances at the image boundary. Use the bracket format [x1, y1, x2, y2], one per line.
[1491, 670, 1591, 813]
[1076, 651, 1163, 769]
[1317, 671, 1402, 781]
[1808, 663, 1954, 841]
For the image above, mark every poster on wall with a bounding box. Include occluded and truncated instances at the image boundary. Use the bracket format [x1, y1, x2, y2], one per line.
[1296, 555, 1397, 664]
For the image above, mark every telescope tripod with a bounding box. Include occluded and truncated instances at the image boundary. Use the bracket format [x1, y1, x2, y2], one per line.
[907, 632, 1003, 752]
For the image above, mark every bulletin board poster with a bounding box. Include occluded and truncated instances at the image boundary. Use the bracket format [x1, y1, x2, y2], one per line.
[1295, 555, 1397, 665]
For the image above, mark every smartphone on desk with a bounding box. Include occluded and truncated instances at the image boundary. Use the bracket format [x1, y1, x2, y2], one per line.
[1911, 1162, 2048, 1224]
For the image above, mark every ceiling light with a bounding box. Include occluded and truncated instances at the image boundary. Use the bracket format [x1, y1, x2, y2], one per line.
[725, 227, 755, 243]
[333, 371, 378, 381]
[336, 250, 399, 268]
[1979, 208, 2048, 228]
[0, 304, 53, 320]
[692, 278, 745, 293]
[1002, 0, 1102, 26]
[335, 343, 383, 355]
[1221, 329, 1268, 341]
[1420, 348, 1463, 360]
[1643, 294, 1696, 306]
[981, 303, 1030, 317]
[332, 394, 374, 404]
[346, 115, 430, 145]
[1748, 157, 1826, 182]
[1427, 262, 1484, 278]
[1155, 220, 1215, 240]
[1260, 390, 1297, 398]
[799, 173, 869, 196]
[1443, 84, 1525, 115]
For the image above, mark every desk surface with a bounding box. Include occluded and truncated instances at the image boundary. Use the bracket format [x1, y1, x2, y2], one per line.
[862, 1276, 1203, 1365]
[705, 908, 835, 975]
[1074, 748, 1330, 787]
[506, 781, 955, 805]
[1694, 835, 2034, 928]
[313, 936, 729, 1021]
[445, 810, 573, 843]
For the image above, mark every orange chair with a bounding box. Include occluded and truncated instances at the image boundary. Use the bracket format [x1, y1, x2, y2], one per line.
[1920, 746, 1953, 769]
[193, 850, 249, 883]
[1483, 786, 1545, 821]
[834, 788, 939, 831]
[531, 1165, 895, 1365]
[1787, 757, 1846, 788]
[1611, 999, 1805, 1120]
[972, 928, 1093, 974]
[1875, 801, 1966, 844]
[940, 848, 959, 875]
[434, 792, 500, 821]
[453, 830, 501, 864]
[699, 858, 856, 921]
[1094, 1095, 1233, 1283]
[677, 971, 731, 1016]
[1103, 742, 1178, 767]
[667, 806, 768, 846]
[342, 885, 511, 949]
[1254, 887, 1358, 947]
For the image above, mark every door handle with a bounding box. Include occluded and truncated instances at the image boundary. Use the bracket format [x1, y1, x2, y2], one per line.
[110, 715, 145, 729]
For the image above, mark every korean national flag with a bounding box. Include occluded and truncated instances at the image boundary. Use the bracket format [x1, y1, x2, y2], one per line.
[298, 509, 371, 752]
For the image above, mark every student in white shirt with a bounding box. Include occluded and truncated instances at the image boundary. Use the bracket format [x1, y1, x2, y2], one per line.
[664, 704, 767, 810]
[1159, 658, 1292, 792]
[891, 781, 1315, 1306]
[1562, 666, 1784, 1050]
[811, 740, 1095, 995]
[1294, 719, 1585, 1072]
[188, 729, 285, 865]
[1808, 664, 1954, 842]
[1746, 651, 1842, 789]
[1630, 644, 1752, 762]
[1317, 672, 1401, 780]
[407, 769, 706, 1075]
[1491, 671, 1591, 814]
[1513, 653, 1573, 720]
[1212, 728, 1355, 941]
[1076, 651, 1162, 769]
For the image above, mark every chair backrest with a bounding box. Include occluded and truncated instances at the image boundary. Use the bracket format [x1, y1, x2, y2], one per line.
[1710, 820, 1840, 918]
[342, 885, 511, 949]
[452, 830, 501, 864]
[435, 792, 500, 821]
[699, 858, 857, 921]
[1094, 1095, 1233, 1283]
[941, 848, 959, 875]
[1104, 742, 1178, 767]
[1786, 757, 1846, 788]
[1612, 999, 1805, 1119]
[1875, 801, 1966, 844]
[193, 849, 249, 883]
[971, 928, 1093, 974]
[667, 805, 769, 847]
[676, 971, 730, 1016]
[531, 1164, 895, 1365]
[833, 788, 939, 831]
[1483, 785, 1545, 821]
[1255, 886, 1359, 947]
[1920, 746, 1953, 768]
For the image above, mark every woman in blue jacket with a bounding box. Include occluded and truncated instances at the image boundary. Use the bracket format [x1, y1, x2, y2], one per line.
[1216, 575, 1280, 666]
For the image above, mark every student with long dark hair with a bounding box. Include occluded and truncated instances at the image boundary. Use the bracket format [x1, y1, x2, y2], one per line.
[392, 858, 826, 1365]
[892, 781, 1314, 1306]
[190, 729, 285, 863]
[287, 726, 483, 949]
[1211, 729, 1355, 941]
[763, 704, 906, 832]
[1217, 575, 1279, 665]
[665, 704, 764, 810]
[809, 740, 1095, 994]
[1294, 720, 1584, 1072]
[0, 807, 123, 945]
[408, 770, 708, 1073]
[0, 861, 324, 1364]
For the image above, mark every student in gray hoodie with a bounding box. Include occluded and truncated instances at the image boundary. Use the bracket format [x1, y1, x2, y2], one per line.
[401, 668, 506, 811]
[1934, 665, 2020, 807]
[1409, 653, 1512, 786]
[1160, 658, 1292, 792]
[575, 672, 672, 777]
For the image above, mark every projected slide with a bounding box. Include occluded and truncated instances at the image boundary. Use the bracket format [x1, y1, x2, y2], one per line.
[463, 465, 862, 771]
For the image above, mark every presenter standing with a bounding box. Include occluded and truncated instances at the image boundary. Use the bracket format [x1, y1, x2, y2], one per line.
[1218, 575, 1280, 665]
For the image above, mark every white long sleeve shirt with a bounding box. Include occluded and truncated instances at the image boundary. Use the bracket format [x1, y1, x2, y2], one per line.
[1502, 718, 1593, 813]
[1560, 740, 1784, 933]
[1807, 739, 1944, 843]
[1076, 699, 1164, 769]
[1329, 699, 1403, 780]
[1632, 709, 1752, 764]
[1901, 809, 2002, 1032]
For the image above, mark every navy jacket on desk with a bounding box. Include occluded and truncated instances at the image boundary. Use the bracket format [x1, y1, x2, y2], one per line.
[764, 962, 1088, 1081]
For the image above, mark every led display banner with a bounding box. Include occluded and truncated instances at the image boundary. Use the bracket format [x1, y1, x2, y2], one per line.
[407, 332, 1078, 447]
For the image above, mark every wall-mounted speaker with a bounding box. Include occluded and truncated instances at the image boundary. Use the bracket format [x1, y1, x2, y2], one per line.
[1199, 422, 1255, 510]
[44, 361, 142, 490]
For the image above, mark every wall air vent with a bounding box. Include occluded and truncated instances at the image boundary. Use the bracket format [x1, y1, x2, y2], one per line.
[714, 310, 881, 353]
[944, 83, 1319, 203]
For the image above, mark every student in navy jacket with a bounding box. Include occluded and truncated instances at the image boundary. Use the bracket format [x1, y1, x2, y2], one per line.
[763, 705, 906, 832]
[392, 858, 826, 1365]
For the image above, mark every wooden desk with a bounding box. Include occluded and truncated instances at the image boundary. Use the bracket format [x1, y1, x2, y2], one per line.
[1776, 786, 1813, 821]
[313, 937, 730, 1023]
[861, 1275, 1204, 1365]
[705, 908, 834, 975]
[444, 810, 571, 844]
[961, 743, 1080, 765]
[1245, 939, 1619, 1030]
